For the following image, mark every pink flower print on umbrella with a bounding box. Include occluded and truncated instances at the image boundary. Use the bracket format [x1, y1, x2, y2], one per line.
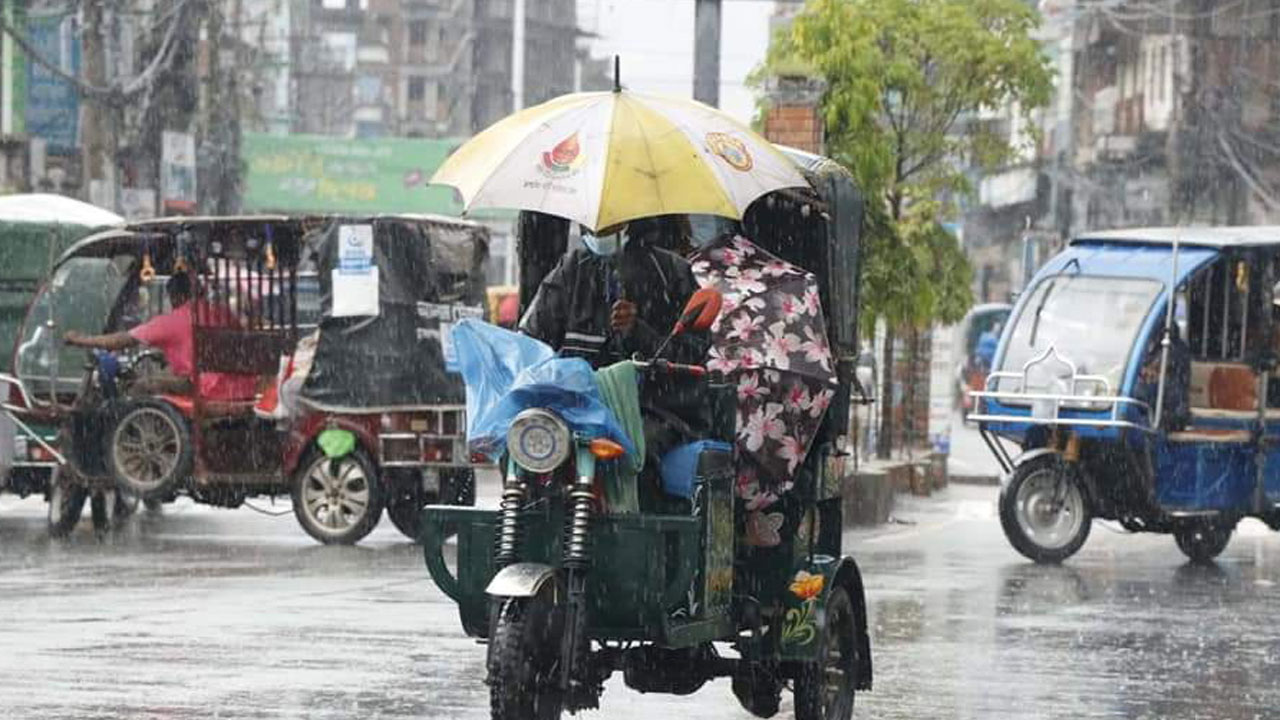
[801, 326, 833, 372]
[764, 322, 801, 370]
[803, 287, 821, 316]
[737, 468, 778, 509]
[809, 388, 834, 418]
[737, 348, 764, 371]
[741, 403, 785, 451]
[714, 247, 743, 267]
[762, 258, 793, 277]
[707, 346, 739, 374]
[728, 313, 764, 342]
[691, 234, 838, 503]
[785, 383, 812, 412]
[778, 293, 804, 322]
[778, 435, 807, 473]
[726, 266, 768, 294]
[737, 372, 769, 402]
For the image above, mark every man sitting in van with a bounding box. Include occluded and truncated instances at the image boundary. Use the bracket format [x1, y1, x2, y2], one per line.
[519, 216, 709, 368]
[64, 274, 258, 401]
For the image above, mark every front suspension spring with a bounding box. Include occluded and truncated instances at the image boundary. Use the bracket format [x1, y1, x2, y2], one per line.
[564, 484, 594, 570]
[494, 480, 526, 568]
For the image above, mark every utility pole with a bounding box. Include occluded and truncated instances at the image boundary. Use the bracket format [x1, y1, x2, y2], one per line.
[81, 0, 111, 204]
[693, 0, 721, 106]
[2, 0, 13, 136]
[512, 0, 525, 111]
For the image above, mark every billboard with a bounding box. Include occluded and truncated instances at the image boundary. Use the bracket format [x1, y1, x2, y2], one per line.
[241, 132, 465, 215]
[23, 11, 79, 154]
[161, 130, 197, 213]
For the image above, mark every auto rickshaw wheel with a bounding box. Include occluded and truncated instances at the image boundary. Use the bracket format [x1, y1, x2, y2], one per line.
[385, 490, 424, 541]
[488, 581, 566, 720]
[47, 466, 88, 538]
[1174, 522, 1233, 564]
[386, 468, 475, 542]
[794, 585, 859, 720]
[109, 400, 193, 501]
[292, 448, 385, 545]
[999, 455, 1092, 564]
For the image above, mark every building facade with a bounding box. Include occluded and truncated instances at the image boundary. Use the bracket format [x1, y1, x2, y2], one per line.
[288, 0, 579, 138]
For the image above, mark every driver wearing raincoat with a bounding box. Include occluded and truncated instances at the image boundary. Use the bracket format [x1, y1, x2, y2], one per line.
[519, 216, 709, 368]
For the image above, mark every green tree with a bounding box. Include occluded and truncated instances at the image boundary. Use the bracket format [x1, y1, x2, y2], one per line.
[762, 0, 1053, 457]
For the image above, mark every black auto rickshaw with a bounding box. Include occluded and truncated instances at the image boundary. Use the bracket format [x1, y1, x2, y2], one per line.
[422, 147, 872, 719]
[4, 214, 487, 542]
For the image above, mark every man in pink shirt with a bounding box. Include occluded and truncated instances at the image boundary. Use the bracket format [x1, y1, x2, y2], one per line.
[65, 274, 258, 401]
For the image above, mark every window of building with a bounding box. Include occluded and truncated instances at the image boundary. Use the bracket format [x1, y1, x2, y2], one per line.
[409, 20, 428, 47]
[408, 76, 425, 102]
[1159, 46, 1168, 102]
[355, 120, 384, 138]
[356, 74, 381, 105]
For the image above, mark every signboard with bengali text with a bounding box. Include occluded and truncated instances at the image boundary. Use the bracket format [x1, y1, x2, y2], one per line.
[242, 132, 467, 216]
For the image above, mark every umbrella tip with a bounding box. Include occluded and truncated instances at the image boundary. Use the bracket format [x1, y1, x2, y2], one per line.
[613, 55, 621, 93]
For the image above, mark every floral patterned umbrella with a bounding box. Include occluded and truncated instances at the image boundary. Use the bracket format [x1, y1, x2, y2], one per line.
[691, 235, 837, 543]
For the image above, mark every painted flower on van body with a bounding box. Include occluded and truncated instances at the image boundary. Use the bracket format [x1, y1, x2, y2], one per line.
[790, 570, 825, 601]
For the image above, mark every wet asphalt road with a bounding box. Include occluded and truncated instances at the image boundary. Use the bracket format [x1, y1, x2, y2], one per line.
[3, 481, 1280, 719]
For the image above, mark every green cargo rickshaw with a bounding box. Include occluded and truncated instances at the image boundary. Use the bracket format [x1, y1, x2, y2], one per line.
[422, 148, 873, 719]
[0, 194, 122, 523]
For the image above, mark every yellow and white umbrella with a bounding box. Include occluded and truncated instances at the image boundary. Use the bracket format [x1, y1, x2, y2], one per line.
[431, 89, 809, 232]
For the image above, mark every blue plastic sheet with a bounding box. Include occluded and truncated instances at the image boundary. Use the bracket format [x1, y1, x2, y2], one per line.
[448, 319, 636, 461]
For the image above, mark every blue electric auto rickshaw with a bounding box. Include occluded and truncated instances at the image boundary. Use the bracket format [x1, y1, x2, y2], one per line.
[972, 226, 1280, 564]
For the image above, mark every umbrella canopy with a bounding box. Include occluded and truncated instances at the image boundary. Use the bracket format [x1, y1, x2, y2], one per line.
[691, 236, 837, 521]
[431, 90, 808, 232]
[0, 193, 122, 227]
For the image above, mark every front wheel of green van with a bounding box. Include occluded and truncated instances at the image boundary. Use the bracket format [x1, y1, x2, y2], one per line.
[1000, 455, 1091, 564]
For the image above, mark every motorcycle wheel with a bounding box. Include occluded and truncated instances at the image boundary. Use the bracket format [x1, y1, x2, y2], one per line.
[999, 455, 1091, 564]
[109, 400, 193, 501]
[292, 449, 384, 545]
[1174, 523, 1233, 564]
[793, 586, 859, 720]
[47, 467, 88, 538]
[488, 583, 565, 720]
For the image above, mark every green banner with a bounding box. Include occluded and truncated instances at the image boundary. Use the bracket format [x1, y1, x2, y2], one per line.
[242, 132, 465, 215]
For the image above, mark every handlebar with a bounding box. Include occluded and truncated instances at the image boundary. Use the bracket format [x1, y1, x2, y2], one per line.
[635, 359, 707, 377]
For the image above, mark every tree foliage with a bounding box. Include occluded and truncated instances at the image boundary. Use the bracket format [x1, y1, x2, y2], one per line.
[763, 0, 1054, 331]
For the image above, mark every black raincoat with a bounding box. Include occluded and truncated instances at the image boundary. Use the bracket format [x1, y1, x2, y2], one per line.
[519, 241, 709, 368]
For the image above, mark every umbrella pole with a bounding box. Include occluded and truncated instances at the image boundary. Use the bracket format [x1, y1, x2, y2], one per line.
[613, 55, 621, 93]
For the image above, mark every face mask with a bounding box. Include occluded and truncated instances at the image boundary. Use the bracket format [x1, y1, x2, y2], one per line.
[583, 231, 624, 256]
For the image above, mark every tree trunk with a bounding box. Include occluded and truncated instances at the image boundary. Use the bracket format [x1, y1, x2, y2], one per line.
[876, 324, 896, 460]
[904, 326, 920, 455]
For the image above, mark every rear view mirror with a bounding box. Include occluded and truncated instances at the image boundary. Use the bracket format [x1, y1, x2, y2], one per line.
[675, 288, 722, 334]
